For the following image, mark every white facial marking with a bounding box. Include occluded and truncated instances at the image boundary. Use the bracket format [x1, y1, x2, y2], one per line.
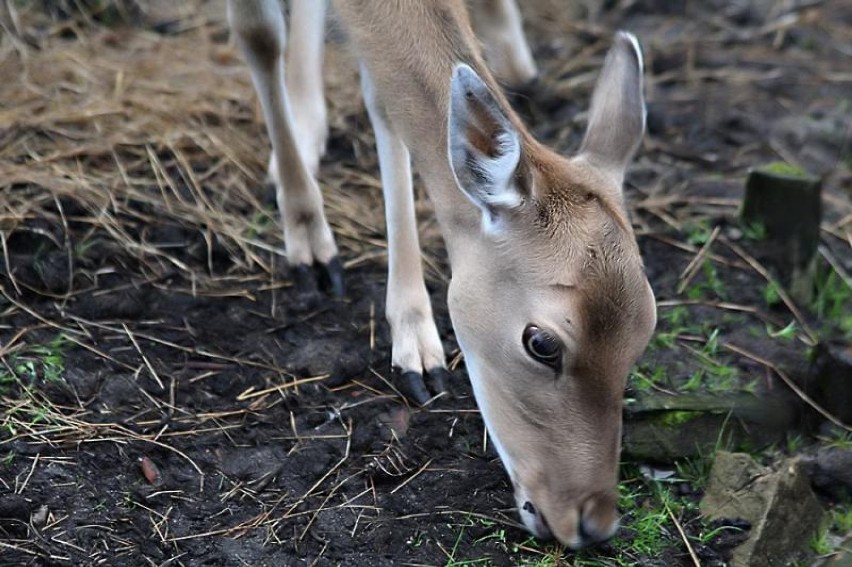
[456, 341, 516, 483]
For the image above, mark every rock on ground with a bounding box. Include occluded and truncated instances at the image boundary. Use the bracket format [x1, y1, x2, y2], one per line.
[701, 451, 826, 567]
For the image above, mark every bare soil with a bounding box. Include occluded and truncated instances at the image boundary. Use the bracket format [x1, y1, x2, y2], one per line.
[1, 1, 850, 566]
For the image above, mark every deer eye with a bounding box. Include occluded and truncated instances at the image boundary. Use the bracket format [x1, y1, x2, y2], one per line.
[523, 325, 561, 368]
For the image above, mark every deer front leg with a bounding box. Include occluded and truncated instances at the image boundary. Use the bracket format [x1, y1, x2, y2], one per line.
[471, 0, 538, 88]
[228, 0, 342, 297]
[361, 68, 449, 405]
[267, 0, 328, 182]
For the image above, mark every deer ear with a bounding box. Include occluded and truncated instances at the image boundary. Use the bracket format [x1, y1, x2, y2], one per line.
[448, 64, 522, 231]
[579, 32, 646, 185]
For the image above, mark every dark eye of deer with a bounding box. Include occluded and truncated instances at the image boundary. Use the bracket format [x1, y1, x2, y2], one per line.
[523, 325, 561, 367]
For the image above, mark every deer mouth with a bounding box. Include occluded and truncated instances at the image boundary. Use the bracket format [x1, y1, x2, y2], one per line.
[516, 489, 620, 549]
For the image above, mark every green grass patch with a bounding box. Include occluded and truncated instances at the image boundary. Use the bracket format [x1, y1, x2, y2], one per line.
[812, 263, 852, 339]
[766, 321, 797, 342]
[742, 220, 767, 242]
[809, 505, 852, 558]
[611, 481, 673, 557]
[685, 220, 713, 247]
[1, 333, 71, 438]
[0, 334, 68, 392]
[628, 364, 669, 393]
[686, 260, 726, 301]
[820, 429, 852, 450]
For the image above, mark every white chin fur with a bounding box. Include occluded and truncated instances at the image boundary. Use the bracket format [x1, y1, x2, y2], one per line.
[456, 345, 516, 482]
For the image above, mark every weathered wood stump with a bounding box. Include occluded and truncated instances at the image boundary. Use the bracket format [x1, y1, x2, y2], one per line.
[622, 392, 798, 461]
[808, 341, 852, 426]
[741, 162, 822, 304]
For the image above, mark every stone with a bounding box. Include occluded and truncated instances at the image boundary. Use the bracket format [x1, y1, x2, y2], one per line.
[701, 451, 826, 567]
[807, 342, 852, 426]
[801, 446, 852, 500]
[825, 534, 852, 567]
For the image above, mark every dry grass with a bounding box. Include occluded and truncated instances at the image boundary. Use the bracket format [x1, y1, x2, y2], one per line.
[0, 0, 417, 292]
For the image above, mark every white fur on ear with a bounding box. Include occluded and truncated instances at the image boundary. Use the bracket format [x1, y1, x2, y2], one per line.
[619, 31, 643, 73]
[617, 31, 647, 130]
[447, 63, 522, 232]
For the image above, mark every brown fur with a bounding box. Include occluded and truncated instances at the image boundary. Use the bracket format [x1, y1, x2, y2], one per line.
[326, 2, 655, 546]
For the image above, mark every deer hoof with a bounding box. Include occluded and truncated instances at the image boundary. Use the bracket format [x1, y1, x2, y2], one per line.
[316, 256, 345, 299]
[395, 368, 448, 407]
[424, 367, 450, 397]
[292, 263, 318, 296]
[397, 370, 431, 406]
[290, 258, 345, 303]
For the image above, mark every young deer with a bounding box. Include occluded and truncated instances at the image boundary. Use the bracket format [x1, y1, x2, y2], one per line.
[227, 0, 656, 549]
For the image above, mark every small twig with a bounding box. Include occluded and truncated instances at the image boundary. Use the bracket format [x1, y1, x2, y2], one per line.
[647, 234, 747, 270]
[0, 230, 22, 295]
[51, 193, 74, 305]
[656, 299, 787, 329]
[66, 315, 288, 373]
[0, 540, 38, 557]
[0, 283, 85, 337]
[665, 501, 701, 567]
[677, 225, 721, 294]
[281, 418, 353, 518]
[16, 453, 40, 495]
[299, 471, 361, 541]
[724, 342, 851, 432]
[819, 244, 852, 291]
[235, 374, 329, 401]
[390, 458, 434, 494]
[394, 509, 525, 530]
[718, 238, 817, 343]
[123, 323, 165, 391]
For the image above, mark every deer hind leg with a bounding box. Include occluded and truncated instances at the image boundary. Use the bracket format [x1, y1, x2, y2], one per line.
[267, 0, 328, 183]
[471, 0, 538, 87]
[361, 67, 449, 406]
[228, 0, 342, 297]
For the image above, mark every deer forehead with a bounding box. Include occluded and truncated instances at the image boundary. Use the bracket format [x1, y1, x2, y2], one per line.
[505, 191, 640, 288]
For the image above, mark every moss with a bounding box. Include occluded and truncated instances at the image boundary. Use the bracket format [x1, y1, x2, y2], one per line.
[654, 410, 700, 428]
[756, 161, 812, 179]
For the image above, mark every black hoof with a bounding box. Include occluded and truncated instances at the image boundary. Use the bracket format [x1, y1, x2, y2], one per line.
[291, 263, 318, 296]
[396, 370, 431, 407]
[394, 367, 450, 406]
[425, 367, 450, 396]
[290, 257, 344, 303]
[316, 256, 345, 299]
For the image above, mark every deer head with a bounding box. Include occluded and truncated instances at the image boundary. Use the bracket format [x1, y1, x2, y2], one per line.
[446, 32, 657, 548]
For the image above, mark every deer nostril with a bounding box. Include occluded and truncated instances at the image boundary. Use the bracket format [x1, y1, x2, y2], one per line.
[578, 516, 592, 542]
[520, 501, 554, 539]
[579, 501, 619, 546]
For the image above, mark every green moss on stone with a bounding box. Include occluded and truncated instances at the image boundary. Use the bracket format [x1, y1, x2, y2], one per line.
[653, 410, 701, 428]
[756, 161, 811, 179]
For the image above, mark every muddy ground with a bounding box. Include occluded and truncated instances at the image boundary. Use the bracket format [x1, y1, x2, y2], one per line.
[1, 1, 851, 566]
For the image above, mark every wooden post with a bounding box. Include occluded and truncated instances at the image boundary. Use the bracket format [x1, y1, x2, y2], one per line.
[741, 162, 822, 304]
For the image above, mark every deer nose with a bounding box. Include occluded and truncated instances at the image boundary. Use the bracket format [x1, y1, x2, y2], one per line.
[524, 493, 619, 549]
[577, 493, 620, 547]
